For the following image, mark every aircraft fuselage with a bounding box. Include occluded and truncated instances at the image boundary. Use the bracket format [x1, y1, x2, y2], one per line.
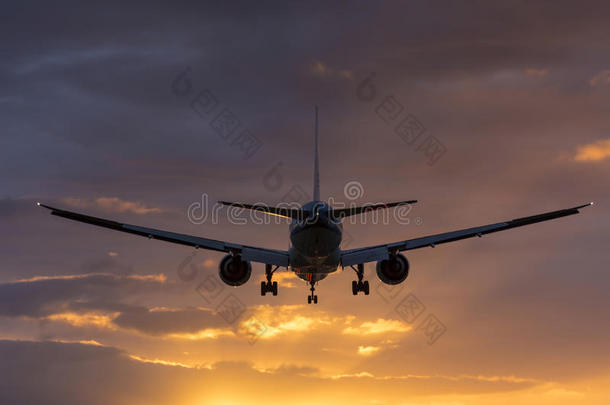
[288, 201, 342, 282]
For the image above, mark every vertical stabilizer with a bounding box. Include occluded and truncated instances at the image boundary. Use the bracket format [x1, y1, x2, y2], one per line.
[313, 106, 320, 201]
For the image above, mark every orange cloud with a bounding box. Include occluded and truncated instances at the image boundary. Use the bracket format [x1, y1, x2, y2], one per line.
[202, 259, 216, 268]
[129, 354, 213, 369]
[242, 305, 332, 339]
[524, 67, 549, 77]
[573, 139, 610, 162]
[357, 345, 381, 356]
[342, 318, 411, 335]
[256, 271, 300, 288]
[63, 196, 163, 214]
[45, 312, 119, 329]
[164, 328, 235, 340]
[52, 339, 105, 346]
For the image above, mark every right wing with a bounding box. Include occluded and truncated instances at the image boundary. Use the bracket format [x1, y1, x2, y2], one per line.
[341, 203, 593, 267]
[38, 203, 289, 267]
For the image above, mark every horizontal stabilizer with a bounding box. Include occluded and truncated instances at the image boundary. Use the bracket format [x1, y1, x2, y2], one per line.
[218, 201, 303, 220]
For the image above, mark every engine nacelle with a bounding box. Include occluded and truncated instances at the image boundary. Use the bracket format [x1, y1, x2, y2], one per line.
[218, 254, 252, 286]
[376, 254, 409, 285]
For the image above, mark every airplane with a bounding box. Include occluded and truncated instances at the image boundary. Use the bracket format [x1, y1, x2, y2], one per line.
[38, 107, 593, 304]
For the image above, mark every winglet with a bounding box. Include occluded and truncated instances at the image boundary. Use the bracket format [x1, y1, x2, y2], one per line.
[575, 202, 594, 210]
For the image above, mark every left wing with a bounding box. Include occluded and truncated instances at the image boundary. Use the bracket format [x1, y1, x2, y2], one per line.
[341, 203, 593, 267]
[38, 203, 289, 267]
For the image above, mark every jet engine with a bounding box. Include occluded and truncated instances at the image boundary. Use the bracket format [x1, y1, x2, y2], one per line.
[218, 254, 252, 286]
[376, 254, 409, 285]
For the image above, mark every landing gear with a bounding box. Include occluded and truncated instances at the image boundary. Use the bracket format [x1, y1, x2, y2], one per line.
[260, 280, 278, 296]
[260, 264, 279, 296]
[350, 263, 369, 295]
[307, 281, 318, 304]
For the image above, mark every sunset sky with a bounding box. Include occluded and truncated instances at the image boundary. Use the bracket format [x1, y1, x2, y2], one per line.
[1, 1, 609, 404]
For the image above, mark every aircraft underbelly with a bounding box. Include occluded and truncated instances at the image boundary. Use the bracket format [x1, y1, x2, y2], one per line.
[289, 226, 341, 282]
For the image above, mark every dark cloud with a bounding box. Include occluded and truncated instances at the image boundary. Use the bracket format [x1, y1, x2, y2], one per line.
[113, 306, 226, 335]
[0, 273, 167, 318]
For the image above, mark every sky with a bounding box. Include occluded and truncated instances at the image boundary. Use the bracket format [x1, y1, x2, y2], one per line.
[1, 1, 609, 404]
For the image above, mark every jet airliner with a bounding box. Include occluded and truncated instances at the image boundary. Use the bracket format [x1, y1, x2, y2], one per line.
[39, 107, 592, 304]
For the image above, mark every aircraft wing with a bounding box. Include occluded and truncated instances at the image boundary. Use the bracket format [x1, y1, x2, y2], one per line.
[38, 203, 289, 267]
[340, 203, 593, 267]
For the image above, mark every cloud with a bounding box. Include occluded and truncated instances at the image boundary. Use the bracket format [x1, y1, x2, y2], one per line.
[242, 305, 333, 339]
[589, 69, 610, 87]
[523, 67, 548, 77]
[0, 272, 168, 318]
[128, 354, 213, 369]
[113, 306, 231, 338]
[573, 139, 610, 162]
[45, 312, 119, 329]
[0, 274, 237, 338]
[309, 60, 353, 80]
[256, 271, 300, 288]
[62, 197, 163, 214]
[0, 339, 556, 405]
[343, 318, 411, 335]
[358, 345, 381, 356]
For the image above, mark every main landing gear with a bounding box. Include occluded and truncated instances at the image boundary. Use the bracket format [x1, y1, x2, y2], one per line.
[260, 264, 278, 296]
[307, 281, 318, 304]
[351, 263, 369, 295]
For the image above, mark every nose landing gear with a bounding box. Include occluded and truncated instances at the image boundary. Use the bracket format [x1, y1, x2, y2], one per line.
[307, 281, 318, 304]
[350, 263, 369, 295]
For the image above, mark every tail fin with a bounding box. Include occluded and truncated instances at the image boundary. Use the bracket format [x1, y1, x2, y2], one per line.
[313, 105, 320, 201]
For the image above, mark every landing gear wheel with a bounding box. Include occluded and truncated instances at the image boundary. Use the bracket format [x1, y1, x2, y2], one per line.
[307, 281, 318, 304]
[350, 264, 369, 296]
[262, 264, 280, 297]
